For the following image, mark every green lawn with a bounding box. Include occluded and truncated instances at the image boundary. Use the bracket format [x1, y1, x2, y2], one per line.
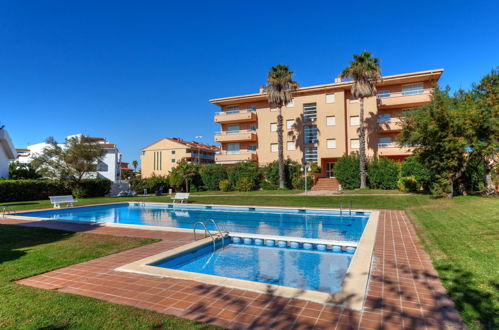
[0, 225, 217, 329]
[1, 193, 497, 329]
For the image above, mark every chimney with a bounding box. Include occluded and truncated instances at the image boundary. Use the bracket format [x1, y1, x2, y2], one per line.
[334, 74, 342, 83]
[259, 86, 265, 94]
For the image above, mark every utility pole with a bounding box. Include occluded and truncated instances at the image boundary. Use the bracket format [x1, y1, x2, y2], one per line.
[195, 136, 203, 165]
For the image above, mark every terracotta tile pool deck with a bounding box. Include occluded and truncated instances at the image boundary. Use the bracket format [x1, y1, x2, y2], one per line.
[4, 209, 463, 329]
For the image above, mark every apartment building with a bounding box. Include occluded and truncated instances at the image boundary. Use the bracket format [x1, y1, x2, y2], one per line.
[19, 134, 123, 182]
[141, 137, 219, 178]
[0, 128, 17, 178]
[210, 69, 443, 178]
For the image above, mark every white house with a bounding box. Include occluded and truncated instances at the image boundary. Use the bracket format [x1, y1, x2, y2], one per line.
[0, 128, 17, 178]
[18, 134, 122, 183]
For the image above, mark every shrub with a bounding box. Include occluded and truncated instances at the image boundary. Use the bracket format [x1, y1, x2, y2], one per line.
[398, 176, 418, 192]
[200, 165, 227, 191]
[367, 157, 400, 190]
[334, 153, 360, 189]
[227, 161, 260, 189]
[0, 179, 111, 202]
[8, 162, 41, 179]
[401, 156, 433, 190]
[235, 177, 254, 192]
[264, 160, 302, 189]
[168, 172, 184, 191]
[130, 176, 168, 194]
[430, 177, 452, 198]
[259, 181, 278, 190]
[219, 179, 231, 192]
[292, 175, 313, 190]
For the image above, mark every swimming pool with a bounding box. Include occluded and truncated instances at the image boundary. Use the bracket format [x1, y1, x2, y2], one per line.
[152, 237, 353, 294]
[19, 202, 370, 242]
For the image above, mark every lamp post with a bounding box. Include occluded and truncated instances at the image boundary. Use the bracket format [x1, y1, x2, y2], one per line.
[301, 163, 311, 195]
[195, 136, 202, 164]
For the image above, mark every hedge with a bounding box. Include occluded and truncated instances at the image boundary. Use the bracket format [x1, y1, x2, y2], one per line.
[0, 179, 112, 202]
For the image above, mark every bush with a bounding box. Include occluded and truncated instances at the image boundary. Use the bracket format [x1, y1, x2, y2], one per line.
[235, 177, 254, 192]
[8, 162, 41, 180]
[398, 176, 418, 192]
[292, 175, 313, 190]
[219, 179, 231, 192]
[0, 179, 111, 202]
[264, 160, 302, 189]
[367, 157, 400, 190]
[259, 181, 278, 190]
[200, 165, 227, 191]
[334, 153, 360, 189]
[130, 176, 168, 194]
[227, 161, 260, 190]
[401, 156, 433, 190]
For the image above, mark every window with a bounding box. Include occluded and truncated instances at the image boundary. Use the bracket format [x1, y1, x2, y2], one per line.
[248, 145, 257, 151]
[303, 103, 317, 121]
[171, 158, 175, 163]
[378, 90, 391, 98]
[287, 141, 296, 151]
[350, 116, 360, 126]
[141, 151, 145, 155]
[402, 83, 424, 96]
[304, 147, 318, 163]
[349, 98, 359, 103]
[271, 143, 278, 152]
[327, 139, 337, 149]
[304, 125, 318, 144]
[171, 167, 175, 171]
[248, 105, 257, 111]
[227, 143, 240, 154]
[403, 108, 418, 117]
[226, 105, 240, 113]
[171, 150, 175, 154]
[379, 137, 393, 147]
[326, 94, 336, 103]
[286, 99, 294, 107]
[248, 125, 256, 131]
[377, 113, 391, 123]
[286, 120, 294, 129]
[227, 125, 240, 133]
[326, 116, 336, 126]
[270, 123, 277, 132]
[351, 139, 360, 149]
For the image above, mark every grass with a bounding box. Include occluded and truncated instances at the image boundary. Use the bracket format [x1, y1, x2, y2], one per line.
[1, 193, 497, 328]
[0, 225, 217, 329]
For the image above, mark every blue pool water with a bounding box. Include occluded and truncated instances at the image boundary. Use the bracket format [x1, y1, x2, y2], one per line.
[153, 238, 353, 293]
[19, 203, 369, 242]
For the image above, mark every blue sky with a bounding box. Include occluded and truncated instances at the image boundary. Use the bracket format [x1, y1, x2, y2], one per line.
[1, 0, 498, 164]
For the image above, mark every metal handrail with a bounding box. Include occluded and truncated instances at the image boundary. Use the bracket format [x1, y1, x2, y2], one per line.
[377, 88, 434, 98]
[1, 206, 16, 219]
[215, 109, 256, 116]
[206, 219, 226, 248]
[193, 221, 216, 250]
[215, 129, 257, 135]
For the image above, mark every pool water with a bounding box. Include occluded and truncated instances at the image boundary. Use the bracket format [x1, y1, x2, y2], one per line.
[153, 238, 353, 294]
[19, 203, 369, 242]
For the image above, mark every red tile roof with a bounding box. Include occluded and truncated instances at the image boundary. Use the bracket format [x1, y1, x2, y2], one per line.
[166, 138, 219, 152]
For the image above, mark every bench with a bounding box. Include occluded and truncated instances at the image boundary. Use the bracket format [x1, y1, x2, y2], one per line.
[171, 193, 190, 204]
[49, 195, 77, 208]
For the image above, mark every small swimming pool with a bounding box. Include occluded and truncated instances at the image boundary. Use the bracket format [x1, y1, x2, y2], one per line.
[18, 202, 370, 242]
[152, 237, 353, 294]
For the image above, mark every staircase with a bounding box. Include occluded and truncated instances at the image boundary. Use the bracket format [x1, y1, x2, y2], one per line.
[311, 178, 340, 191]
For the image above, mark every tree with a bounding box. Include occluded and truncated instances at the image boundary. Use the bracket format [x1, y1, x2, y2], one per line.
[399, 87, 469, 197]
[31, 135, 103, 184]
[132, 160, 138, 172]
[266, 65, 299, 188]
[172, 159, 199, 192]
[340, 51, 382, 188]
[465, 68, 498, 195]
[8, 161, 41, 179]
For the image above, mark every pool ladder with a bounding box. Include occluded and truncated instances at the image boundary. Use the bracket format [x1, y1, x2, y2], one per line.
[1, 206, 16, 219]
[339, 200, 352, 216]
[193, 219, 228, 250]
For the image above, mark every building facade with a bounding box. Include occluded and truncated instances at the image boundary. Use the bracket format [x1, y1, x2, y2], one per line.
[141, 138, 219, 178]
[0, 128, 17, 178]
[211, 69, 443, 178]
[18, 134, 123, 183]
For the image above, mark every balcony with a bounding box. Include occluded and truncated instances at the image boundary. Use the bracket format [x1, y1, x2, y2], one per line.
[377, 142, 412, 156]
[377, 89, 433, 108]
[214, 109, 257, 123]
[215, 129, 257, 142]
[215, 151, 258, 164]
[377, 118, 402, 132]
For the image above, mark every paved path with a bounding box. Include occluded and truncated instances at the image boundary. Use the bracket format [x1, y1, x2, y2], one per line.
[4, 211, 463, 329]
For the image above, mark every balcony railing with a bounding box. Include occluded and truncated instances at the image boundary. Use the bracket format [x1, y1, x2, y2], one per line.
[215, 129, 256, 135]
[377, 88, 434, 99]
[214, 109, 257, 123]
[214, 109, 256, 116]
[215, 129, 257, 142]
[217, 150, 256, 155]
[215, 150, 258, 163]
[377, 88, 434, 108]
[378, 142, 397, 148]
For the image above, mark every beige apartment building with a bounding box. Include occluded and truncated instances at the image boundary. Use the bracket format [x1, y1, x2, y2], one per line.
[141, 138, 219, 178]
[210, 69, 443, 179]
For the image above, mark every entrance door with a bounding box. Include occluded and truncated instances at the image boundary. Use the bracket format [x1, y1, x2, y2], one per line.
[326, 162, 335, 178]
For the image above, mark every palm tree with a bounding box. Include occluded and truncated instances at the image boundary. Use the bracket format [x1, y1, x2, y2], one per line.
[132, 160, 138, 172]
[341, 52, 381, 188]
[266, 65, 299, 188]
